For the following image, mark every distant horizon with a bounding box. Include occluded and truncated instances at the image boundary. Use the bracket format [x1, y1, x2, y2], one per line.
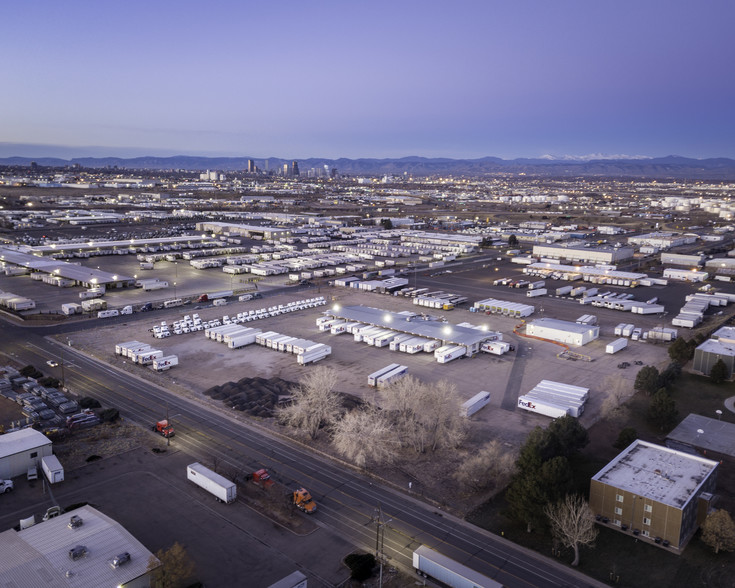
[1, 142, 732, 164]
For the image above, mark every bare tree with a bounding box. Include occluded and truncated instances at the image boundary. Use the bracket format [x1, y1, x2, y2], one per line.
[544, 494, 598, 567]
[457, 440, 516, 493]
[331, 406, 398, 468]
[277, 366, 341, 439]
[381, 375, 466, 453]
[147, 542, 196, 588]
[701, 509, 735, 554]
[599, 375, 630, 422]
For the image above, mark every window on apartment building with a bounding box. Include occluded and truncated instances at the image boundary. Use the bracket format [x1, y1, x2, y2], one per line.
[30, 452, 38, 458]
[642, 530, 650, 537]
[643, 517, 651, 526]
[616, 494, 624, 502]
[614, 519, 621, 527]
[644, 504, 652, 513]
[615, 507, 623, 515]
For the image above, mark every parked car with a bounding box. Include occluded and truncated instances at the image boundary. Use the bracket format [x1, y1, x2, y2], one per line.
[0, 480, 13, 493]
[110, 552, 131, 568]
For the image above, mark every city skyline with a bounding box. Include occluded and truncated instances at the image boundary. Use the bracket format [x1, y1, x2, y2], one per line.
[3, 1, 734, 160]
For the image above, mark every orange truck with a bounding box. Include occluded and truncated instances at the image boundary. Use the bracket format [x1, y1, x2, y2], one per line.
[152, 419, 174, 438]
[292, 487, 317, 513]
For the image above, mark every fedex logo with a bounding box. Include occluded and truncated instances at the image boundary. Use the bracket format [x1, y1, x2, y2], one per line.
[518, 399, 536, 409]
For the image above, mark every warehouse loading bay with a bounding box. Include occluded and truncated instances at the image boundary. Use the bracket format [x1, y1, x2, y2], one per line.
[55, 270, 691, 447]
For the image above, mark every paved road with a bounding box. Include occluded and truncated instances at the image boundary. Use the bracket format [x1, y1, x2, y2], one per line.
[3, 318, 607, 588]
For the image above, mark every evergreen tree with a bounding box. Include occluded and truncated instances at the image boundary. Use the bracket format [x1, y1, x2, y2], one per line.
[647, 388, 678, 431]
[635, 365, 660, 395]
[710, 359, 730, 384]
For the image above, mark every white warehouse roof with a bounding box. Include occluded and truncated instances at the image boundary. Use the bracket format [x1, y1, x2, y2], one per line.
[0, 428, 52, 459]
[0, 505, 158, 587]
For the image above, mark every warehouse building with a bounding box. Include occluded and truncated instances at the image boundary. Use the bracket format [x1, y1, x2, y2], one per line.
[666, 414, 735, 461]
[525, 318, 599, 346]
[661, 253, 704, 267]
[663, 268, 709, 282]
[692, 326, 735, 379]
[590, 440, 718, 551]
[325, 305, 491, 355]
[628, 232, 697, 250]
[0, 428, 53, 479]
[0, 505, 159, 587]
[196, 221, 293, 241]
[532, 243, 634, 264]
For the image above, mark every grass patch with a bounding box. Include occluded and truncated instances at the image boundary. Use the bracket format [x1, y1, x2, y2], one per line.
[466, 368, 735, 587]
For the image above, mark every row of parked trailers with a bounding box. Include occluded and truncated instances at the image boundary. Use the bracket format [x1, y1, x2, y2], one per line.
[472, 298, 535, 318]
[517, 380, 589, 419]
[114, 341, 179, 371]
[204, 323, 332, 364]
[317, 317, 473, 363]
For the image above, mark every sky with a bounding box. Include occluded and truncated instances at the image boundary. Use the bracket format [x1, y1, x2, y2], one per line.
[2, 1, 734, 160]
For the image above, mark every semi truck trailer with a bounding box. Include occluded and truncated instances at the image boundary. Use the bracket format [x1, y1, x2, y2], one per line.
[412, 545, 503, 588]
[187, 463, 237, 503]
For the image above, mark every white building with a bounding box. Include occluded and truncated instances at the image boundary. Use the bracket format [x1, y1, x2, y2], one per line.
[532, 244, 634, 264]
[0, 505, 159, 587]
[663, 268, 709, 282]
[525, 318, 599, 346]
[0, 428, 53, 479]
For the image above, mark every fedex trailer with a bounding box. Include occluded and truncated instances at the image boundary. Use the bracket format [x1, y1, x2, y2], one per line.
[368, 363, 402, 387]
[517, 396, 570, 418]
[435, 345, 467, 363]
[375, 365, 409, 388]
[461, 391, 491, 417]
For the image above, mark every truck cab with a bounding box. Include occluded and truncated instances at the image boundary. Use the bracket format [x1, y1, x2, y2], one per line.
[293, 487, 317, 513]
[152, 420, 175, 438]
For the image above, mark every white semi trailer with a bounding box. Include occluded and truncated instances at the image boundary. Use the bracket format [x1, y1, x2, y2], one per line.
[412, 545, 503, 588]
[186, 463, 237, 503]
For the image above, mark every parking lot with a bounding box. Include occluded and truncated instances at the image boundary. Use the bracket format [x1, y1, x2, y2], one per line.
[65, 283, 675, 447]
[0, 443, 353, 587]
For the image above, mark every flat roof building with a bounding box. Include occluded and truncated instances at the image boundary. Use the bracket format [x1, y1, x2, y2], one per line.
[666, 414, 735, 460]
[326, 305, 492, 355]
[0, 505, 159, 587]
[590, 440, 718, 551]
[532, 243, 634, 264]
[0, 428, 53, 479]
[525, 318, 599, 347]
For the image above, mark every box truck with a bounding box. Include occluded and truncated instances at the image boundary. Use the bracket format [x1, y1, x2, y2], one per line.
[187, 463, 237, 503]
[41, 455, 64, 484]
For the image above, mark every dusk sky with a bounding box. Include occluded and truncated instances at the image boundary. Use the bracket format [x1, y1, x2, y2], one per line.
[3, 1, 734, 160]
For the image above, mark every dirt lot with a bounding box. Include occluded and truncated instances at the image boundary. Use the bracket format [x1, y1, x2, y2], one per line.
[54, 287, 673, 512]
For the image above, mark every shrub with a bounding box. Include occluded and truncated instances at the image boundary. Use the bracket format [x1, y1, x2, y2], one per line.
[86, 455, 102, 462]
[38, 377, 60, 388]
[99, 408, 119, 423]
[79, 397, 102, 409]
[345, 553, 376, 581]
[20, 365, 43, 379]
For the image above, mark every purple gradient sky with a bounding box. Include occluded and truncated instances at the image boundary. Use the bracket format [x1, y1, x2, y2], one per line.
[2, 1, 734, 160]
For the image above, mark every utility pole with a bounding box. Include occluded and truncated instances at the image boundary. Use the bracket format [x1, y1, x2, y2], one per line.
[373, 504, 392, 588]
[60, 346, 66, 390]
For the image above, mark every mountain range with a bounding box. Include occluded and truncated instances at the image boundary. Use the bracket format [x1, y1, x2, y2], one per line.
[2, 154, 735, 180]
